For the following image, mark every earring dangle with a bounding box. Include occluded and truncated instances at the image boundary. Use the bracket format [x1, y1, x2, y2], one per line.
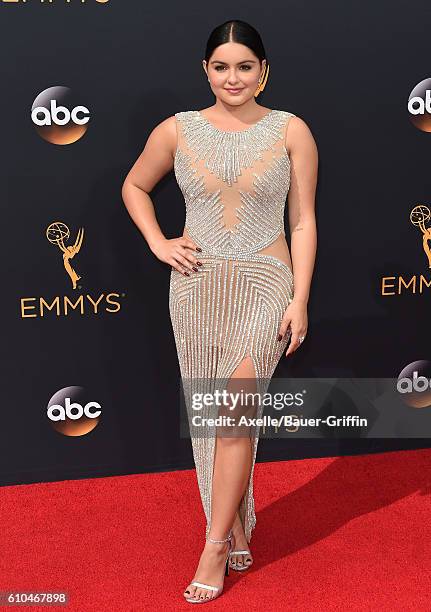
[254, 63, 270, 97]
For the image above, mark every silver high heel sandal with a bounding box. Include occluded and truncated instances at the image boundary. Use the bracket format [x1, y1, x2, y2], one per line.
[229, 532, 253, 571]
[229, 548, 254, 571]
[184, 530, 233, 604]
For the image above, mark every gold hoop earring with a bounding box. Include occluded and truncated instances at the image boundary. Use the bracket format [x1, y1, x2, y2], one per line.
[254, 63, 270, 97]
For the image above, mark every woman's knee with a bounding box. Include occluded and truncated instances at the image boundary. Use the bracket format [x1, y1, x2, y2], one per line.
[215, 430, 252, 445]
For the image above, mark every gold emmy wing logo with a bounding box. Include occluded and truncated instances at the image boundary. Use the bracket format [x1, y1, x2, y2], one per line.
[46, 222, 84, 289]
[410, 205, 431, 268]
[381, 204, 431, 296]
[20, 221, 124, 318]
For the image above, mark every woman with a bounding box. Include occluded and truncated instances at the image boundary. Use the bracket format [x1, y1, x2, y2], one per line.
[122, 19, 318, 604]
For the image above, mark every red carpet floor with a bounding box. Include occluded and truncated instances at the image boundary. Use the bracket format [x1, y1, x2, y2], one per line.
[0, 449, 430, 611]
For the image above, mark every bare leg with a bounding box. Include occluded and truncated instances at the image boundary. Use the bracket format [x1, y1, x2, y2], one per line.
[184, 356, 256, 601]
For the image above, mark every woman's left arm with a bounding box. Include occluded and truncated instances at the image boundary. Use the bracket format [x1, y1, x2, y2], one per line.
[278, 116, 318, 356]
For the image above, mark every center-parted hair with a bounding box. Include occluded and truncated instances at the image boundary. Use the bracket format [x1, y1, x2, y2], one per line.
[204, 19, 267, 66]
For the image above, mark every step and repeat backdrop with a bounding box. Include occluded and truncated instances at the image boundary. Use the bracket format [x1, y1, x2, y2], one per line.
[1, 1, 430, 486]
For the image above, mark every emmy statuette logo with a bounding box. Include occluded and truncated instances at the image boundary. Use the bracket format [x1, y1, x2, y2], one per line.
[46, 222, 84, 290]
[19, 221, 126, 318]
[410, 205, 431, 269]
[380, 204, 431, 296]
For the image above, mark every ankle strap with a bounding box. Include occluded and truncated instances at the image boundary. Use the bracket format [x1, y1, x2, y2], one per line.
[206, 530, 232, 544]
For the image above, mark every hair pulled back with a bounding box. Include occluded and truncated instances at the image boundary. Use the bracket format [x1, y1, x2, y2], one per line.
[204, 20, 267, 66]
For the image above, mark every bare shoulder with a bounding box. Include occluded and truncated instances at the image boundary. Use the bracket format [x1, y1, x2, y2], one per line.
[122, 114, 180, 192]
[285, 113, 318, 157]
[148, 114, 178, 160]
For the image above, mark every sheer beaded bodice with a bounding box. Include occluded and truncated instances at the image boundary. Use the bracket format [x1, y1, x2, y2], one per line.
[174, 109, 295, 265]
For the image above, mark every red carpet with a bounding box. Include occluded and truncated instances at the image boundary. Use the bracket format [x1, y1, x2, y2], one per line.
[1, 449, 430, 611]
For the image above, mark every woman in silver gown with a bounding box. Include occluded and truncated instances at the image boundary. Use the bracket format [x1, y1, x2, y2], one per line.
[122, 19, 318, 605]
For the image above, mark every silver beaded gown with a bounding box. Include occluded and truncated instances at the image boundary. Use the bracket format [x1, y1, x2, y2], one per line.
[169, 109, 295, 543]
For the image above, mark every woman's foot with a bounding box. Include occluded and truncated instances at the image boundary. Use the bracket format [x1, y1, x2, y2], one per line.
[229, 511, 253, 570]
[183, 538, 230, 602]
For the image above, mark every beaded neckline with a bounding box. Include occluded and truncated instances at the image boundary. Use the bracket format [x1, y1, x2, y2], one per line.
[176, 108, 291, 186]
[195, 109, 275, 134]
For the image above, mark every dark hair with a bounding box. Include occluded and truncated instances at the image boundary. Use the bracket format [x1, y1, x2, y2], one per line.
[204, 20, 266, 66]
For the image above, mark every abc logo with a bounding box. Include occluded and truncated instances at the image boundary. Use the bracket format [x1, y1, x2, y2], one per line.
[31, 86, 90, 145]
[47, 386, 101, 436]
[407, 78, 431, 133]
[396, 360, 431, 408]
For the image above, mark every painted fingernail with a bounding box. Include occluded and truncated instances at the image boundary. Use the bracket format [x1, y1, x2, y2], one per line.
[196, 247, 202, 252]
[197, 261, 203, 266]
[192, 266, 198, 272]
[184, 271, 190, 276]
